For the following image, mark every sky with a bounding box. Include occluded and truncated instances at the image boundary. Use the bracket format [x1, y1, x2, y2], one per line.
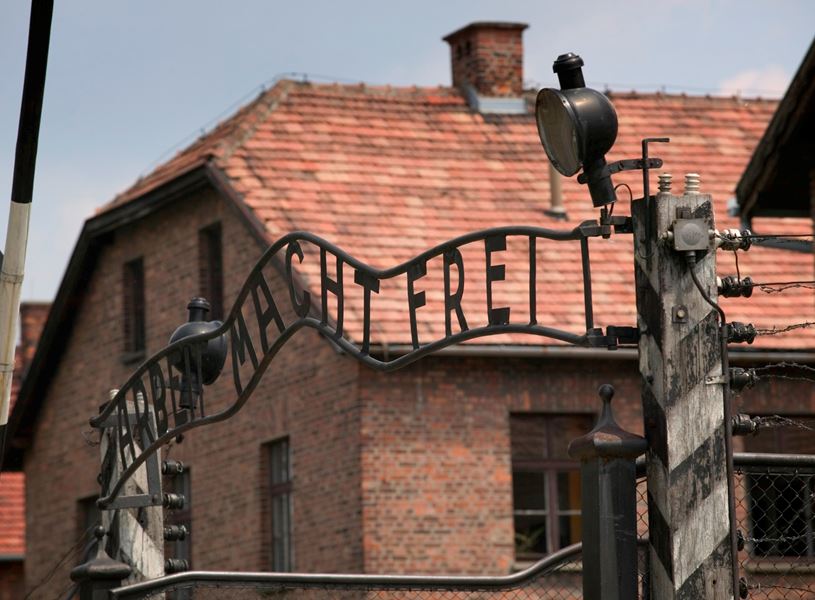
[0, 0, 813, 302]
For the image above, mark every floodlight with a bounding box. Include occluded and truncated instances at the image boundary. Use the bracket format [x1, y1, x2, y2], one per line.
[536, 53, 619, 207]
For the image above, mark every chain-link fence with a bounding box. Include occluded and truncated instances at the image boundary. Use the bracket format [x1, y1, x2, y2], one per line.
[111, 454, 813, 600]
[734, 455, 815, 599]
[635, 453, 815, 599]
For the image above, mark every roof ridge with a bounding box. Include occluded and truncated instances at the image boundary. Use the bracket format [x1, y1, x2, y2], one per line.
[216, 80, 297, 163]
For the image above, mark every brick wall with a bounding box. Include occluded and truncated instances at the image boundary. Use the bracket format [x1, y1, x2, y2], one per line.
[358, 354, 815, 577]
[358, 355, 643, 575]
[22, 186, 363, 598]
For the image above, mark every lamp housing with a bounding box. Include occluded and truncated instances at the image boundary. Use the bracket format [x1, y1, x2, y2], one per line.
[169, 297, 227, 386]
[535, 53, 619, 207]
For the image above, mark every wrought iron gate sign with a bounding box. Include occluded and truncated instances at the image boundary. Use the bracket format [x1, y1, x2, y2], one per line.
[91, 218, 635, 509]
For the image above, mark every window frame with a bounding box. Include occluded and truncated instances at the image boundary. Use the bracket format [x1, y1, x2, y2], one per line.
[122, 257, 146, 361]
[510, 413, 592, 560]
[198, 222, 224, 321]
[266, 437, 293, 572]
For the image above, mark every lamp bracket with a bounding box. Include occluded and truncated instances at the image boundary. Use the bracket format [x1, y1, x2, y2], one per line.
[577, 157, 663, 185]
[586, 325, 640, 349]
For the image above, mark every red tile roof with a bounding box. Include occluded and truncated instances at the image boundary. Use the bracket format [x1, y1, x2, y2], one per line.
[108, 82, 813, 350]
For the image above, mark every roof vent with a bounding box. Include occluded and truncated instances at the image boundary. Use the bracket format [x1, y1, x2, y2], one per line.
[443, 22, 528, 114]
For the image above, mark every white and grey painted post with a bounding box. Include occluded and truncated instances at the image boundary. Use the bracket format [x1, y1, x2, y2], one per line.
[633, 173, 736, 598]
[97, 390, 165, 584]
[0, 0, 53, 470]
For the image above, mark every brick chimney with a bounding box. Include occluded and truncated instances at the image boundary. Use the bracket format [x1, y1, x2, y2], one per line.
[18, 302, 49, 369]
[443, 22, 528, 98]
[10, 302, 49, 410]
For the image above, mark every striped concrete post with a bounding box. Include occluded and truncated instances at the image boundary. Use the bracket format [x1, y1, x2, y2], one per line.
[633, 174, 734, 598]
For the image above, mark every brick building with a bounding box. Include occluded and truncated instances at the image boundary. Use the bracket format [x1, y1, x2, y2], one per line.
[6, 23, 815, 598]
[0, 302, 48, 600]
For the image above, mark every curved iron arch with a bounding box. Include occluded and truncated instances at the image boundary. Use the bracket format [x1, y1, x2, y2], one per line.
[91, 219, 634, 508]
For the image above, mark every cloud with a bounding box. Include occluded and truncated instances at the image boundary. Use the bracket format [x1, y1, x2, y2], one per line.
[718, 65, 790, 98]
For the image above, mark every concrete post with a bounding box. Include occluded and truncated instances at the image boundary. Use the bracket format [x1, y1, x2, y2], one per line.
[98, 390, 165, 584]
[568, 384, 647, 600]
[633, 175, 735, 598]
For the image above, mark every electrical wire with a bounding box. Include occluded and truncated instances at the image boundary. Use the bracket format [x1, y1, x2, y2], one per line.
[736, 234, 813, 240]
[23, 523, 97, 600]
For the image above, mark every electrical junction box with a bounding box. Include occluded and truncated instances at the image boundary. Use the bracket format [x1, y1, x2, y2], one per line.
[673, 219, 710, 251]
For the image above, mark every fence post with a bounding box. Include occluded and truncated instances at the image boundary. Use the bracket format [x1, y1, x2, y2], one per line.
[568, 384, 647, 600]
[70, 526, 132, 600]
[633, 174, 735, 598]
[97, 390, 165, 583]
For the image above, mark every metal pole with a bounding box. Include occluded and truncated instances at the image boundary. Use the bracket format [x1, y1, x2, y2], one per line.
[568, 384, 647, 600]
[0, 0, 54, 470]
[633, 174, 735, 598]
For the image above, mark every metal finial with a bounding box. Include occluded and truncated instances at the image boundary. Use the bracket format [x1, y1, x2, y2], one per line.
[598, 383, 615, 404]
[597, 384, 615, 424]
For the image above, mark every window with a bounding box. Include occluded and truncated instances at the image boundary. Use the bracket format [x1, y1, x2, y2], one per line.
[267, 438, 293, 571]
[123, 258, 146, 355]
[744, 417, 815, 558]
[510, 414, 593, 560]
[78, 495, 101, 550]
[198, 223, 224, 320]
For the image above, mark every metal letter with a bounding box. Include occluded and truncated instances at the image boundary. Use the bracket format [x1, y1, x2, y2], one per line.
[148, 363, 168, 436]
[250, 271, 286, 353]
[353, 269, 380, 355]
[485, 235, 510, 326]
[229, 310, 259, 395]
[285, 241, 310, 318]
[443, 248, 468, 336]
[407, 261, 427, 349]
[320, 248, 344, 338]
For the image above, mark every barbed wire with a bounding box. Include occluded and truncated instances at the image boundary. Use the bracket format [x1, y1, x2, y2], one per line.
[751, 361, 815, 379]
[755, 322, 815, 336]
[753, 414, 815, 432]
[747, 583, 815, 594]
[754, 281, 815, 293]
[745, 531, 815, 545]
[82, 428, 100, 447]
